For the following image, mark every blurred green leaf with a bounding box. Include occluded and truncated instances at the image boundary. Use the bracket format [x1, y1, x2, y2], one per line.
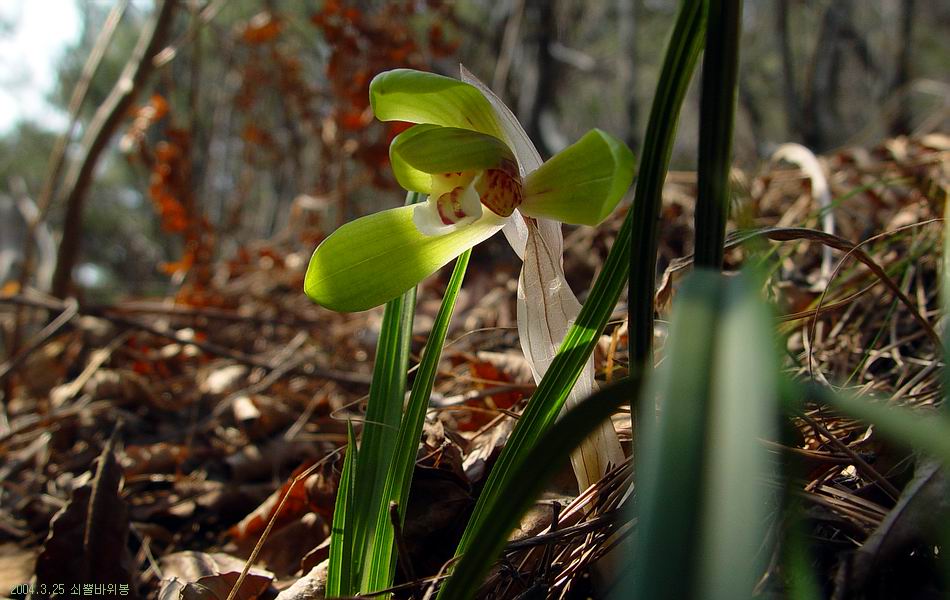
[629, 270, 724, 600]
[696, 273, 778, 600]
[625, 270, 781, 600]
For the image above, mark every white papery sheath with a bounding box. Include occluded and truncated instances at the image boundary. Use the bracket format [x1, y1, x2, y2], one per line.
[461, 66, 624, 491]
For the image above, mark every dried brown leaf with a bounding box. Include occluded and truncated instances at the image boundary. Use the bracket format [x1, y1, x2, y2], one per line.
[31, 432, 137, 599]
[158, 552, 273, 600]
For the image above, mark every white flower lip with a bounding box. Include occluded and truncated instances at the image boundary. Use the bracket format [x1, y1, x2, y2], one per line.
[412, 171, 509, 237]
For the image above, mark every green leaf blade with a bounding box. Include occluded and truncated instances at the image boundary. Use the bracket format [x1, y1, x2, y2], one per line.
[326, 421, 358, 597]
[449, 0, 708, 588]
[628, 0, 706, 382]
[629, 270, 724, 600]
[696, 273, 780, 600]
[624, 271, 782, 600]
[694, 0, 744, 268]
[333, 193, 421, 592]
[362, 250, 471, 594]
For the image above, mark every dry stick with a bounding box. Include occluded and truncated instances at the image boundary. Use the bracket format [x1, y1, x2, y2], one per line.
[390, 501, 418, 583]
[34, 0, 130, 224]
[102, 313, 371, 385]
[660, 221, 942, 342]
[759, 226, 942, 347]
[0, 299, 78, 386]
[797, 411, 901, 501]
[152, 0, 228, 68]
[53, 332, 132, 405]
[206, 332, 310, 424]
[224, 457, 326, 600]
[711, 224, 942, 348]
[0, 293, 371, 386]
[492, 0, 525, 91]
[89, 301, 326, 327]
[0, 395, 98, 450]
[51, 0, 178, 298]
[800, 219, 943, 381]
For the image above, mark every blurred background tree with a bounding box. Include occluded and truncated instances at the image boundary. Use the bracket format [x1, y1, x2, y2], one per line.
[0, 0, 946, 301]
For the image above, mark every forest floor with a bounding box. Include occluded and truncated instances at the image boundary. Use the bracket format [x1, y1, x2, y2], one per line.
[0, 134, 947, 599]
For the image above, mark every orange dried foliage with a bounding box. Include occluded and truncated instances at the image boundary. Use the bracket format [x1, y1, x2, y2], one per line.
[453, 359, 525, 431]
[310, 0, 460, 186]
[241, 12, 283, 45]
[228, 460, 338, 543]
[126, 95, 218, 307]
[224, 1, 462, 221]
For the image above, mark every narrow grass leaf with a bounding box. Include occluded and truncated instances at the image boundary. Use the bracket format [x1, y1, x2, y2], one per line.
[345, 192, 420, 592]
[942, 196, 950, 412]
[326, 421, 358, 597]
[438, 378, 635, 600]
[362, 250, 471, 593]
[628, 0, 706, 379]
[784, 511, 823, 600]
[694, 0, 743, 268]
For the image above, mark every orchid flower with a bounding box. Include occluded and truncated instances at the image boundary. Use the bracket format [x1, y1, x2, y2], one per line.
[305, 67, 633, 489]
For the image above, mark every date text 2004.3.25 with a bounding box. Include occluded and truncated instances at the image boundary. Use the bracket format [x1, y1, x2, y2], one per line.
[10, 582, 132, 596]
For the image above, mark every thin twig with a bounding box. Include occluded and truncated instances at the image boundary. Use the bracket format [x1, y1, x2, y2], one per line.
[0, 299, 78, 386]
[797, 411, 901, 500]
[0, 293, 371, 386]
[390, 501, 418, 584]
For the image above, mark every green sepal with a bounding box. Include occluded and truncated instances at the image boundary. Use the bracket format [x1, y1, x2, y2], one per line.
[390, 124, 515, 194]
[370, 69, 505, 141]
[521, 129, 635, 226]
[305, 205, 503, 312]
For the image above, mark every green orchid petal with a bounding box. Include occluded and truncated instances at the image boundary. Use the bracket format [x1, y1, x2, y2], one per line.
[388, 125, 438, 193]
[521, 129, 636, 226]
[305, 206, 503, 312]
[390, 124, 515, 193]
[370, 69, 505, 141]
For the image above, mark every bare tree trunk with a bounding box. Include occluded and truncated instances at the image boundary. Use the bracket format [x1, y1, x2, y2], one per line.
[776, 0, 803, 142]
[51, 0, 177, 298]
[890, 0, 916, 134]
[804, 0, 854, 151]
[526, 0, 557, 158]
[493, 0, 526, 93]
[738, 73, 766, 157]
[617, 0, 639, 151]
